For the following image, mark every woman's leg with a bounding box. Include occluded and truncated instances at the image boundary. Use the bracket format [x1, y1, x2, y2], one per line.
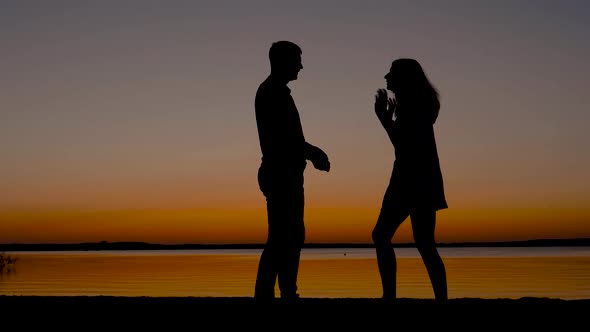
[372, 204, 409, 300]
[410, 209, 448, 301]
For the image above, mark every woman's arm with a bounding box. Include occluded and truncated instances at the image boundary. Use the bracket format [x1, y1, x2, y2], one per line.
[374, 89, 397, 144]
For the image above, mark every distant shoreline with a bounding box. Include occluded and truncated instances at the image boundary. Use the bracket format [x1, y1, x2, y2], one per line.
[1, 238, 589, 251]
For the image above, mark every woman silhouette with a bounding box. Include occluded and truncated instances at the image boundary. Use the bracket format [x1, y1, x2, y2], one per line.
[372, 58, 448, 302]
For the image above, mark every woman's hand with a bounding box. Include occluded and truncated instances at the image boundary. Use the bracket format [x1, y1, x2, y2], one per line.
[374, 89, 396, 126]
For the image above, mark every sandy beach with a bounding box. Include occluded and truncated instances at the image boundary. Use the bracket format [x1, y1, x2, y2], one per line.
[1, 296, 588, 328]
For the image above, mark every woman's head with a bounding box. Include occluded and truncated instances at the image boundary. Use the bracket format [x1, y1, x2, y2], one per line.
[384, 58, 440, 121]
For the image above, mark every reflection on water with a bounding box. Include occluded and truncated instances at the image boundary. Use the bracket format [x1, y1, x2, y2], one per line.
[1, 247, 589, 299]
[0, 268, 17, 281]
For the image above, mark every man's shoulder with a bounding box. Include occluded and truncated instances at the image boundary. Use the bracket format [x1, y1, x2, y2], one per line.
[256, 77, 276, 95]
[256, 77, 285, 108]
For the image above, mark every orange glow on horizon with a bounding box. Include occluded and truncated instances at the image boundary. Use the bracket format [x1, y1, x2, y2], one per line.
[1, 206, 588, 244]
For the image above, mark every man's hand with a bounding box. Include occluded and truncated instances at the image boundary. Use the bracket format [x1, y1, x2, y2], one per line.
[308, 145, 330, 172]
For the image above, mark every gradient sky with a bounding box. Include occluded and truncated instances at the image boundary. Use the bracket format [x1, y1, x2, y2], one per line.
[2, 0, 589, 244]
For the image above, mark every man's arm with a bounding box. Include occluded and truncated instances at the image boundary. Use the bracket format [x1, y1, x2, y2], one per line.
[304, 142, 330, 172]
[256, 86, 286, 161]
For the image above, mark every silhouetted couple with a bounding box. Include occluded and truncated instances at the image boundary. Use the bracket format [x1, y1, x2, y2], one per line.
[254, 41, 448, 303]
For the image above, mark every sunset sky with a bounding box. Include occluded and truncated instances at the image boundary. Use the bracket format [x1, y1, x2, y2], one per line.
[1, 0, 589, 244]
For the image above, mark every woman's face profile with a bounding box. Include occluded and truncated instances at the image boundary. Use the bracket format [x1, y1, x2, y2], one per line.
[385, 66, 398, 93]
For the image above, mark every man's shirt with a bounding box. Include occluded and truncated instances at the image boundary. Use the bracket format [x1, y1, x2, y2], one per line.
[255, 76, 307, 173]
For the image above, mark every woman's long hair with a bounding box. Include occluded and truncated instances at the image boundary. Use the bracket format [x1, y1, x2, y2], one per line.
[391, 58, 440, 123]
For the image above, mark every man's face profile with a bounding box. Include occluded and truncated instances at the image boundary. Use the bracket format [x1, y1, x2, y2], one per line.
[283, 53, 303, 82]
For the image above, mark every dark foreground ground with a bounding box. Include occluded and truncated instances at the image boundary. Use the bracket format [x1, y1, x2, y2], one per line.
[1, 296, 588, 329]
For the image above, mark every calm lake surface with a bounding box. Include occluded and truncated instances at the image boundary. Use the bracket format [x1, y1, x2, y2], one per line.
[2, 247, 589, 299]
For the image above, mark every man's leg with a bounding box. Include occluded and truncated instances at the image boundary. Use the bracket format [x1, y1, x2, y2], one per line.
[255, 188, 303, 300]
[276, 187, 305, 300]
[254, 194, 279, 300]
[254, 241, 278, 300]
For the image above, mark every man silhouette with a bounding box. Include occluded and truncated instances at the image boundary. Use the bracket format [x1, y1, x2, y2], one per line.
[254, 40, 330, 302]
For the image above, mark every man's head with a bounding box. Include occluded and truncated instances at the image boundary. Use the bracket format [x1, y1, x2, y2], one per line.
[269, 41, 303, 82]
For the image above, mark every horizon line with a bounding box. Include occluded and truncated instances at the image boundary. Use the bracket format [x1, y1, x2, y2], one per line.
[1, 237, 590, 250]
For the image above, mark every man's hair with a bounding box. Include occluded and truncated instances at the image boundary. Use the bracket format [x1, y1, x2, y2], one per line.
[269, 41, 301, 66]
